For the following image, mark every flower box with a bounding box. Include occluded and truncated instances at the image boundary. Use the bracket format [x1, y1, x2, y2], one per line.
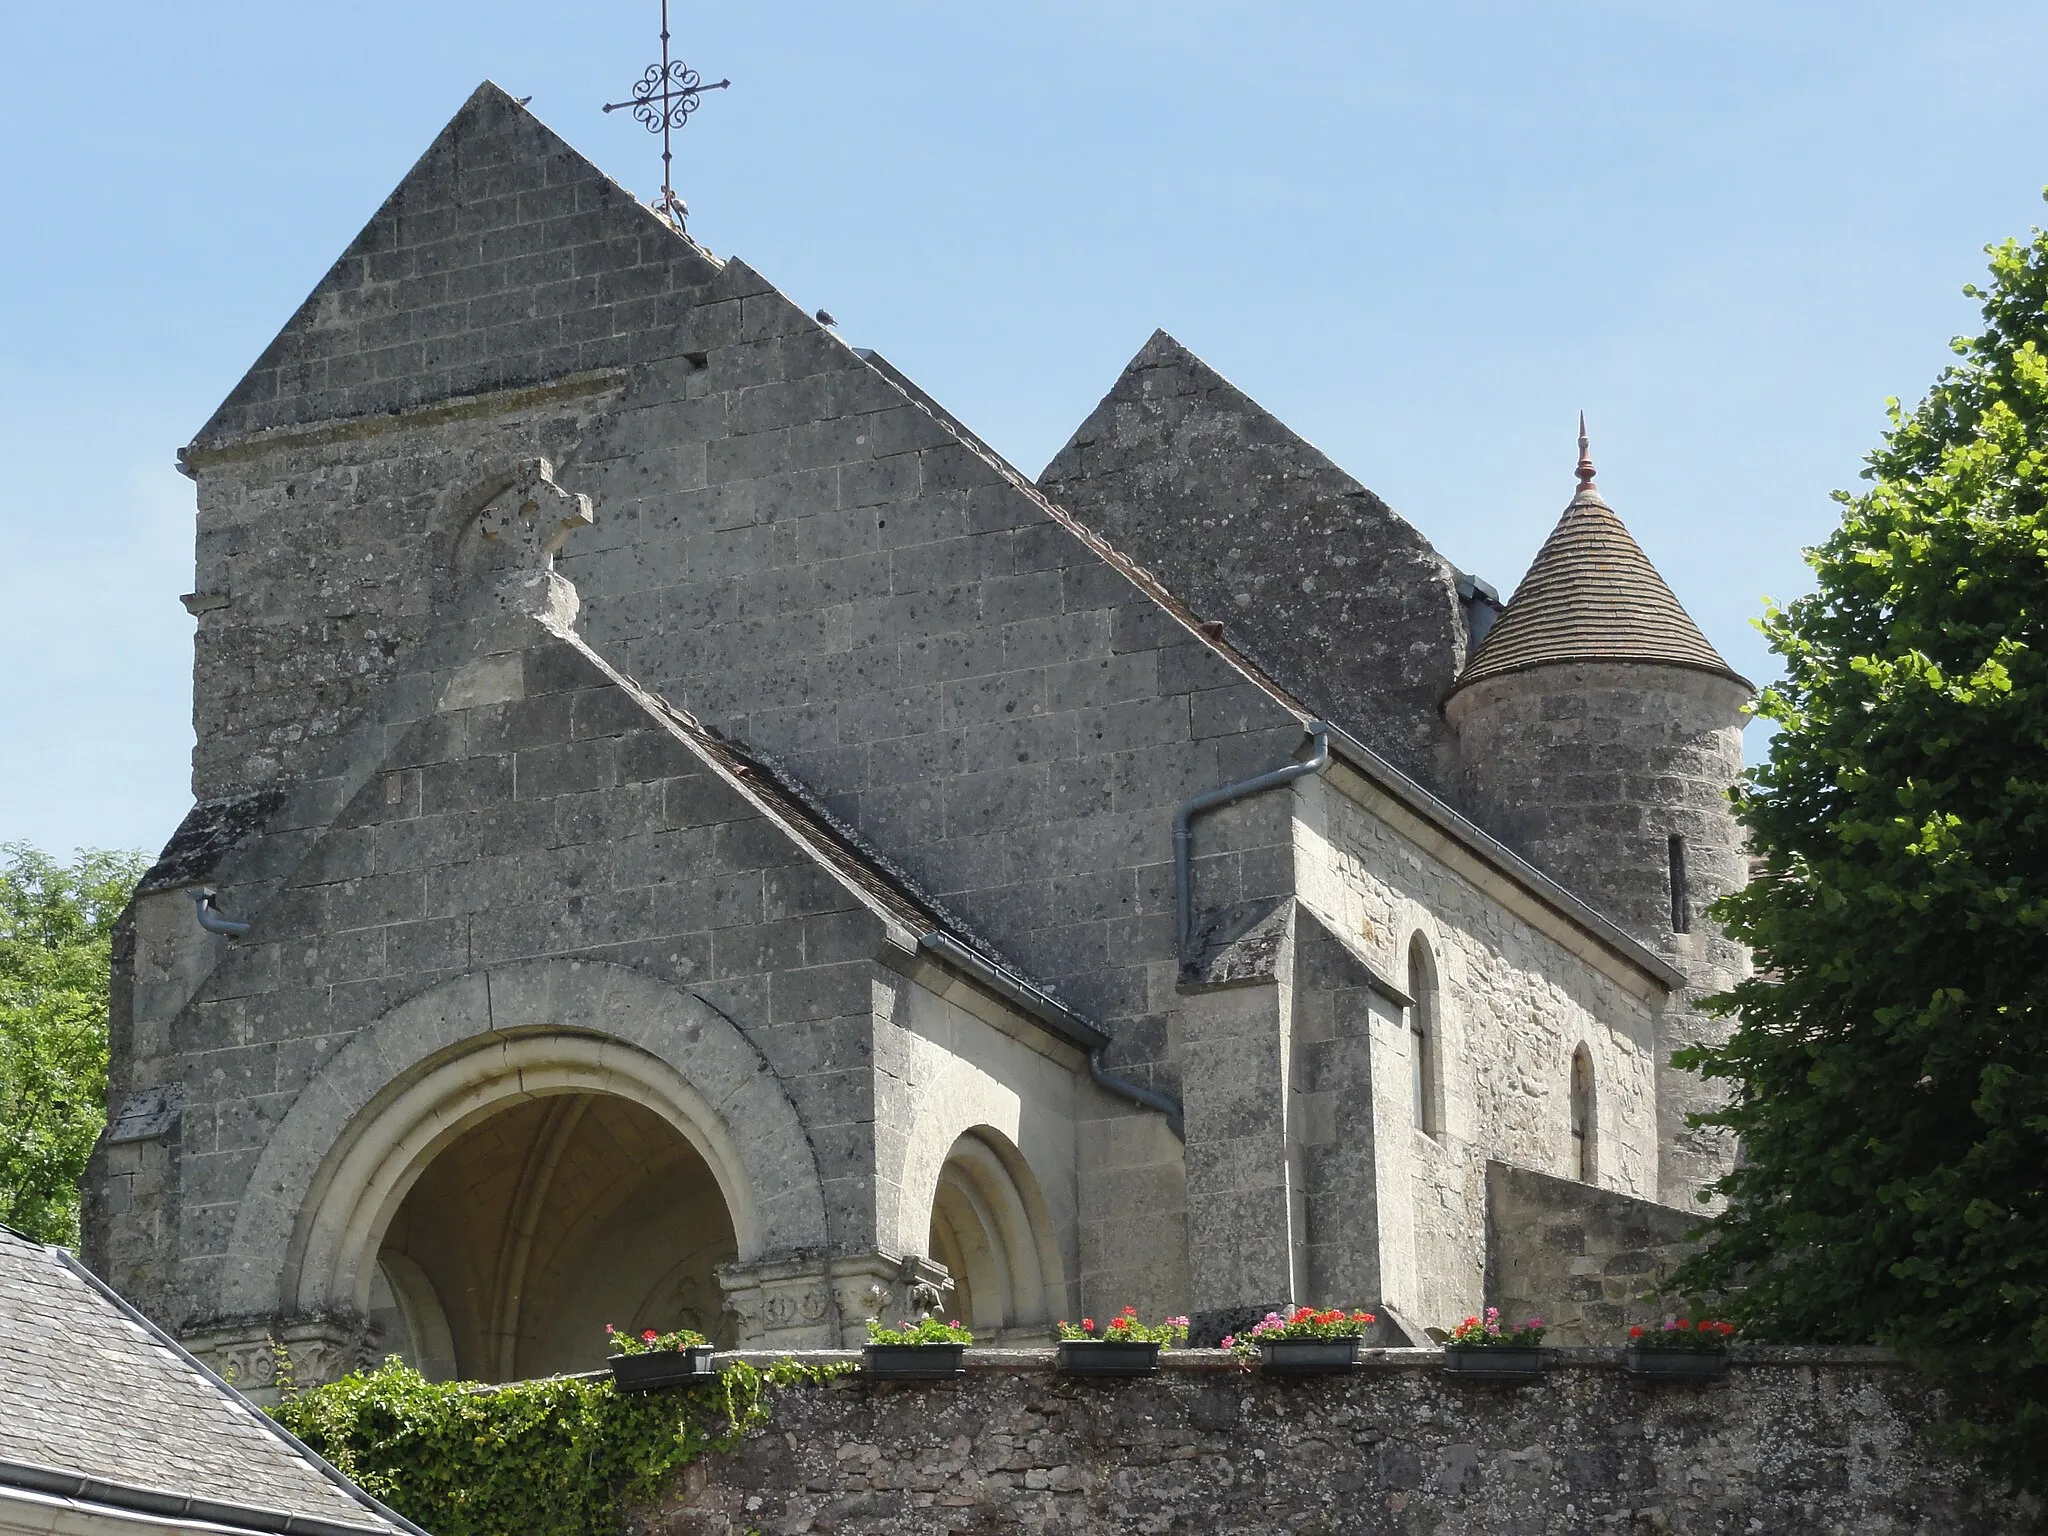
[1442, 1344, 1545, 1380]
[1624, 1347, 1730, 1381]
[863, 1343, 966, 1380]
[608, 1346, 716, 1392]
[1258, 1337, 1360, 1374]
[1057, 1339, 1161, 1376]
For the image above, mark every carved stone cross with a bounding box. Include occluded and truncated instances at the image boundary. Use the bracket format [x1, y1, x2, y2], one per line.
[474, 459, 595, 570]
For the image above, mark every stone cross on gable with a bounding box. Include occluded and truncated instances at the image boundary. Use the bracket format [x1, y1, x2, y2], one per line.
[474, 459, 594, 570]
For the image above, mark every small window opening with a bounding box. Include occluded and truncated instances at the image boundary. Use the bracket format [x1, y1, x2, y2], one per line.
[1668, 834, 1691, 934]
[1569, 1046, 1596, 1183]
[1406, 934, 1440, 1137]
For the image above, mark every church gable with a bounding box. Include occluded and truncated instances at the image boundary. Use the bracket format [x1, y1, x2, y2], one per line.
[552, 274, 1317, 1046]
[1040, 330, 1468, 791]
[192, 82, 721, 448]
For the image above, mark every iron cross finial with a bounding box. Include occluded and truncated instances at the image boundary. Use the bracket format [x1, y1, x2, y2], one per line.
[602, 0, 728, 232]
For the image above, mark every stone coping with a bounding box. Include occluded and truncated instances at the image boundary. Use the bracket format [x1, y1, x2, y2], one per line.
[711, 1345, 1900, 1374]
[474, 1343, 1901, 1394]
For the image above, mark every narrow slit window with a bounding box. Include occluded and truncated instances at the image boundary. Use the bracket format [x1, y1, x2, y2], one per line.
[1668, 834, 1690, 934]
[1407, 934, 1440, 1137]
[1570, 1046, 1596, 1183]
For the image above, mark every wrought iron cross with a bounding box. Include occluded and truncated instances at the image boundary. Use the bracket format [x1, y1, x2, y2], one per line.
[603, 0, 728, 231]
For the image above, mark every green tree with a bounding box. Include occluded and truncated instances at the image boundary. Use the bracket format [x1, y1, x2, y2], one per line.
[1671, 201, 2048, 1488]
[0, 843, 148, 1245]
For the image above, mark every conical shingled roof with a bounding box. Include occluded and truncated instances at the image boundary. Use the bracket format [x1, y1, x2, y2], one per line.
[1453, 429, 1748, 692]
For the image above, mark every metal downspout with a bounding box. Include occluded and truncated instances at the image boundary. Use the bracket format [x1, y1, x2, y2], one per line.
[917, 929, 1185, 1141]
[1088, 1049, 1184, 1141]
[1173, 722, 1332, 968]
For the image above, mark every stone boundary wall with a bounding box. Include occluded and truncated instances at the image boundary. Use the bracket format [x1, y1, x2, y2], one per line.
[629, 1348, 2026, 1535]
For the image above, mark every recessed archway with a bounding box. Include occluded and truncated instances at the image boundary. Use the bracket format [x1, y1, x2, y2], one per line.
[283, 1029, 762, 1352]
[924, 1128, 1061, 1339]
[220, 961, 832, 1344]
[371, 1090, 738, 1380]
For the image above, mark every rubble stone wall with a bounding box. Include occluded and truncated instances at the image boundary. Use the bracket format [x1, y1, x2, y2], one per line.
[632, 1349, 2025, 1536]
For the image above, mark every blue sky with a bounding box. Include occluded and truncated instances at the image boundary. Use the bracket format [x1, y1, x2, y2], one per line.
[4, 1, 2046, 858]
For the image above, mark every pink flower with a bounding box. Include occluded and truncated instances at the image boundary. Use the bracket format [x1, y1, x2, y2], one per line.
[1220, 1335, 1235, 1349]
[642, 1329, 658, 1343]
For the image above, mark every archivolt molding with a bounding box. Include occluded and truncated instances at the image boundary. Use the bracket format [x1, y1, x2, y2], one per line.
[931, 1130, 1060, 1331]
[217, 959, 828, 1321]
[889, 1043, 1066, 1329]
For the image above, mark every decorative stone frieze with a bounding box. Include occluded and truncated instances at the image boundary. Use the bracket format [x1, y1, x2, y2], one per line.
[181, 1315, 380, 1406]
[718, 1253, 957, 1350]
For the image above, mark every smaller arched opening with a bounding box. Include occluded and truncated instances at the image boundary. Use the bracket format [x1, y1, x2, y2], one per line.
[925, 1129, 1063, 1340]
[1406, 934, 1443, 1137]
[1569, 1045, 1597, 1183]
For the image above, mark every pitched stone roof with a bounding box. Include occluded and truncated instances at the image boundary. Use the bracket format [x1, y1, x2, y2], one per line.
[1453, 470, 1748, 693]
[1039, 329, 1466, 792]
[0, 1228, 414, 1535]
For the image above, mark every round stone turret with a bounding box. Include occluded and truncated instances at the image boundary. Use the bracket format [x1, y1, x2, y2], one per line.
[1443, 425, 1751, 1208]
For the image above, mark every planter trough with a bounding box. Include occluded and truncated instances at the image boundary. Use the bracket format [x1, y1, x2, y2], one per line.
[1442, 1345, 1545, 1381]
[863, 1343, 966, 1380]
[609, 1347, 717, 1393]
[1258, 1338, 1361, 1374]
[1624, 1348, 1730, 1381]
[1057, 1340, 1161, 1377]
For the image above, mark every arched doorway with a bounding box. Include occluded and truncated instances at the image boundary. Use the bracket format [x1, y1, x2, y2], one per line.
[925, 1128, 1062, 1340]
[369, 1090, 738, 1381]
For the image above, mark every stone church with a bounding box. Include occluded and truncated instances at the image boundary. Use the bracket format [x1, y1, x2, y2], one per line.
[84, 83, 1750, 1388]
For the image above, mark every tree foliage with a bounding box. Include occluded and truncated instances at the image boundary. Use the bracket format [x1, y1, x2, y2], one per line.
[0, 843, 147, 1245]
[1671, 201, 2048, 1488]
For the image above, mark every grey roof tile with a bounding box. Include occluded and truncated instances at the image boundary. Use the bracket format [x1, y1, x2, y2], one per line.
[0, 1229, 406, 1533]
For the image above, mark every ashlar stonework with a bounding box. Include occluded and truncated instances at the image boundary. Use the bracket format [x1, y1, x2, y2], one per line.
[93, 80, 1764, 1407]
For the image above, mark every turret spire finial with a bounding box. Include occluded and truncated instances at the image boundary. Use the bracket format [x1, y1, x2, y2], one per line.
[1575, 411, 1598, 496]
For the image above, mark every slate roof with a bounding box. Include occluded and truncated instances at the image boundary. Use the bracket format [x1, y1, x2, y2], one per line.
[0, 1228, 416, 1535]
[1453, 479, 1748, 692]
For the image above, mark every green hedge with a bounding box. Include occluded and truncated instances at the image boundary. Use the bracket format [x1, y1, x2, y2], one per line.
[271, 1357, 847, 1536]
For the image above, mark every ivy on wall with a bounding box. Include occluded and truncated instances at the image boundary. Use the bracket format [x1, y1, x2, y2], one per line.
[271, 1358, 848, 1536]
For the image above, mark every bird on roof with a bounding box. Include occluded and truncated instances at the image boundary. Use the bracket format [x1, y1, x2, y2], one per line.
[816, 309, 838, 327]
